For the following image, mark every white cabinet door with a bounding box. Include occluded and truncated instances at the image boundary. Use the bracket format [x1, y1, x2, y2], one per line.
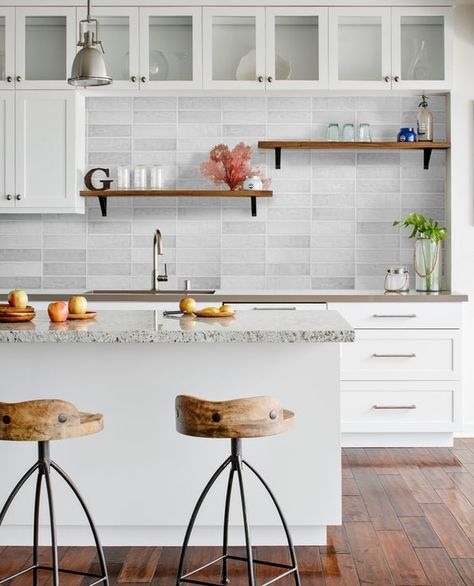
[391, 7, 452, 90]
[0, 8, 15, 90]
[77, 6, 139, 91]
[15, 7, 76, 90]
[140, 7, 202, 90]
[203, 7, 265, 90]
[15, 91, 85, 213]
[0, 92, 14, 209]
[329, 7, 391, 90]
[265, 8, 328, 90]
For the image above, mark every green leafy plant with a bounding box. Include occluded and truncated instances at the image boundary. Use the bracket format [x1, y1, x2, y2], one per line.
[393, 213, 447, 243]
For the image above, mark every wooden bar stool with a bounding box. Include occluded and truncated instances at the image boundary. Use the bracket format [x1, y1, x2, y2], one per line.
[0, 399, 108, 586]
[175, 395, 301, 586]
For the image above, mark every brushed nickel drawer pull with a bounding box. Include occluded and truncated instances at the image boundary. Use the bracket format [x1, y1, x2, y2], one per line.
[372, 314, 417, 318]
[373, 404, 416, 410]
[372, 353, 416, 358]
[252, 307, 297, 311]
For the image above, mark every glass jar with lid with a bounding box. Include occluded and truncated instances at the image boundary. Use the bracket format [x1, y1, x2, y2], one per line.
[384, 266, 410, 293]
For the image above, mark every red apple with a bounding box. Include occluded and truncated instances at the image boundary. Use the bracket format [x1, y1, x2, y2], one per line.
[8, 289, 28, 309]
[48, 301, 69, 323]
[68, 295, 87, 315]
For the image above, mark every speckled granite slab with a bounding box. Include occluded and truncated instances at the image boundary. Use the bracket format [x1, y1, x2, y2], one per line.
[0, 310, 354, 344]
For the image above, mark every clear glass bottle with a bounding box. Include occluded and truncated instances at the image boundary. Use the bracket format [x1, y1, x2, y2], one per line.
[414, 237, 441, 292]
[416, 95, 433, 142]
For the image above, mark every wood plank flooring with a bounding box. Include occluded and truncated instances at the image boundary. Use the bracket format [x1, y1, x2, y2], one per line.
[3, 439, 474, 584]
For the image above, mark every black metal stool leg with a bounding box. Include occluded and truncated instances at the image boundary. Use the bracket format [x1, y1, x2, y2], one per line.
[41, 444, 59, 586]
[221, 467, 235, 585]
[32, 469, 43, 586]
[50, 461, 109, 586]
[243, 461, 301, 586]
[233, 440, 256, 586]
[0, 462, 39, 527]
[177, 456, 232, 586]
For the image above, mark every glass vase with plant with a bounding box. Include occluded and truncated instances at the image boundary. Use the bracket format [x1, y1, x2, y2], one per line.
[393, 213, 447, 292]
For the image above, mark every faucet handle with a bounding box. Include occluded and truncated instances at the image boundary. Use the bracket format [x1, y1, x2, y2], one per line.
[158, 264, 168, 282]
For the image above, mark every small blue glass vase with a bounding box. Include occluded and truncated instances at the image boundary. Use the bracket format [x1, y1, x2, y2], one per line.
[397, 127, 417, 142]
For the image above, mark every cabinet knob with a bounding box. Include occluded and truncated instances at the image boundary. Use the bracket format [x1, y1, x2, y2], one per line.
[16, 194, 21, 201]
[6, 76, 12, 83]
[384, 75, 390, 83]
[257, 75, 264, 83]
[141, 76, 147, 83]
[394, 75, 400, 82]
[16, 76, 21, 83]
[6, 194, 12, 200]
[131, 76, 137, 82]
[267, 76, 273, 83]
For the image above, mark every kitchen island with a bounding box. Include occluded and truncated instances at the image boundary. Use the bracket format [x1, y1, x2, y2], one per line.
[0, 310, 353, 547]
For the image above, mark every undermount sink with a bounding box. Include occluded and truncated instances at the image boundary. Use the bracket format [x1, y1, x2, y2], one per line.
[86, 289, 216, 295]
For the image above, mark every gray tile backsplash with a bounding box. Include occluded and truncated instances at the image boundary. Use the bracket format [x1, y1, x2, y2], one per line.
[0, 95, 447, 291]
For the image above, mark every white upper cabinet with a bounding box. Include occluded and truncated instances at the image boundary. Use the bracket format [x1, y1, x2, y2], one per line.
[0, 9, 15, 89]
[15, 7, 76, 90]
[140, 7, 202, 89]
[203, 7, 265, 90]
[329, 6, 452, 90]
[77, 6, 140, 90]
[329, 8, 392, 90]
[265, 8, 328, 90]
[391, 7, 452, 90]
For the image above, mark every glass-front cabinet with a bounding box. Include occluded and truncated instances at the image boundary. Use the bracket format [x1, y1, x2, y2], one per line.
[203, 7, 265, 90]
[265, 8, 328, 89]
[329, 8, 391, 90]
[16, 7, 76, 89]
[0, 9, 14, 89]
[77, 7, 139, 90]
[391, 7, 452, 90]
[140, 8, 201, 89]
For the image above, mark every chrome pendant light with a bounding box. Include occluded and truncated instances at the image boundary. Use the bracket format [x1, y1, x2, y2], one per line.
[68, 0, 112, 87]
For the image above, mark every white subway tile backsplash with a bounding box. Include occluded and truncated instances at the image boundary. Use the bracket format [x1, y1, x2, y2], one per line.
[0, 94, 446, 291]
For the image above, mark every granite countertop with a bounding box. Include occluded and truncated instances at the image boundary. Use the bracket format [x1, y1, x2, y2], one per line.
[5, 289, 468, 303]
[0, 310, 355, 344]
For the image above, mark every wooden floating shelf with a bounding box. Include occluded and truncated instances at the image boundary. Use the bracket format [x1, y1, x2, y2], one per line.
[80, 189, 273, 218]
[258, 140, 451, 170]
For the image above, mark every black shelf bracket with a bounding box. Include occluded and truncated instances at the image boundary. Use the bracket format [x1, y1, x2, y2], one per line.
[423, 148, 433, 170]
[98, 196, 108, 217]
[275, 147, 282, 169]
[250, 196, 257, 217]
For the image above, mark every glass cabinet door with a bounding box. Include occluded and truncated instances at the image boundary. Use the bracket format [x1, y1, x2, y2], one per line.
[0, 9, 14, 89]
[203, 7, 265, 89]
[15, 7, 76, 89]
[392, 8, 452, 90]
[77, 7, 139, 90]
[140, 8, 201, 89]
[329, 8, 391, 89]
[266, 8, 328, 89]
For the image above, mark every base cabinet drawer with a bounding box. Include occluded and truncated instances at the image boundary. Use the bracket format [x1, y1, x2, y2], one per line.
[328, 302, 461, 329]
[341, 382, 457, 432]
[341, 330, 459, 380]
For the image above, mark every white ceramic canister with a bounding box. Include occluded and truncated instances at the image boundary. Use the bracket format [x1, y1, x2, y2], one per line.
[243, 176, 263, 190]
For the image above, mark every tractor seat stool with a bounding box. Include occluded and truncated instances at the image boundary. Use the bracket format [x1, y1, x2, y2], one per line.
[175, 395, 301, 586]
[0, 399, 108, 586]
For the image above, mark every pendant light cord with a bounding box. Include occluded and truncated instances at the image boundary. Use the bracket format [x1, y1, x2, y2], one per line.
[86, 0, 91, 22]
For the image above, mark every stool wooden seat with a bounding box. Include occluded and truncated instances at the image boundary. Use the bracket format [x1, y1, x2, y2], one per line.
[0, 399, 108, 586]
[0, 399, 103, 442]
[176, 395, 294, 439]
[176, 394, 300, 586]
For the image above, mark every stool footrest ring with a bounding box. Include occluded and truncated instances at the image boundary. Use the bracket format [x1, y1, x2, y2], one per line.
[0, 564, 107, 586]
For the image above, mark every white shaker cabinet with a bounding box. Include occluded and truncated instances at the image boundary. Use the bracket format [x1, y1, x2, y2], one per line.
[0, 91, 85, 214]
[0, 8, 15, 90]
[329, 301, 462, 447]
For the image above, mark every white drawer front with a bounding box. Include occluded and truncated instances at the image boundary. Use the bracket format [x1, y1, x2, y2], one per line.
[328, 302, 461, 329]
[229, 303, 327, 311]
[341, 330, 459, 380]
[342, 389, 454, 432]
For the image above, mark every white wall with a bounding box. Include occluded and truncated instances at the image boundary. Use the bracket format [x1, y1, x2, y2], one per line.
[452, 0, 474, 433]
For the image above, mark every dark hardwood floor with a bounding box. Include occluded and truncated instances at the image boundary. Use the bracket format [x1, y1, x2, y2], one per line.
[3, 439, 474, 585]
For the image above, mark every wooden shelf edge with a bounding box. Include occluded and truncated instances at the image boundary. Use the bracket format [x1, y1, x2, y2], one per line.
[80, 189, 273, 197]
[258, 140, 450, 150]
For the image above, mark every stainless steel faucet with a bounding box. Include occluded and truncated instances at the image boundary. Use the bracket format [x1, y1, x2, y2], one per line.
[152, 229, 168, 291]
